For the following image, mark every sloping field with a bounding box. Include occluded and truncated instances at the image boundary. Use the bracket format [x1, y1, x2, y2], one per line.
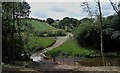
[31, 20, 57, 32]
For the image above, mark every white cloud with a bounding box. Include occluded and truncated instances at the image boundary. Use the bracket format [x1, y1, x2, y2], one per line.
[27, 2, 116, 20]
[50, 6, 65, 12]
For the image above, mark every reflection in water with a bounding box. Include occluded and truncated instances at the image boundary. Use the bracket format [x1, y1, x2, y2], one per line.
[44, 57, 120, 66]
[78, 57, 120, 66]
[30, 56, 120, 66]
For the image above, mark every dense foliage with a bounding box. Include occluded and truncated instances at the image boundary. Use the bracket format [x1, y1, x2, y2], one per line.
[73, 19, 100, 49]
[73, 14, 120, 52]
[2, 2, 31, 64]
[47, 18, 54, 24]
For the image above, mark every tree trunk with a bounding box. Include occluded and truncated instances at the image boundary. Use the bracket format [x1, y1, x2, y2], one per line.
[98, 0, 105, 66]
[11, 4, 15, 65]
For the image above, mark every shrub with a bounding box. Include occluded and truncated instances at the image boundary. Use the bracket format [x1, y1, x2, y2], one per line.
[56, 30, 67, 36]
[73, 21, 100, 49]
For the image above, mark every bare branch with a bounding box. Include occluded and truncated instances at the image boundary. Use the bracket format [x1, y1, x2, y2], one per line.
[81, 1, 93, 18]
[109, 0, 119, 15]
[94, 0, 98, 4]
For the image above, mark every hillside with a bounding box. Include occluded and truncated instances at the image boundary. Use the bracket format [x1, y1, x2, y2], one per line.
[30, 19, 58, 32]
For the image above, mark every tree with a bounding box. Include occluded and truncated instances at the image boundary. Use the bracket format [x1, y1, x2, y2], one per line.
[2, 2, 31, 64]
[81, 1, 93, 18]
[97, 0, 105, 66]
[81, 0, 105, 65]
[59, 17, 78, 31]
[46, 18, 54, 24]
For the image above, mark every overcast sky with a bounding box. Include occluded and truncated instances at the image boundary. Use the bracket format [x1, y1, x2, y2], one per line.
[26, 0, 119, 20]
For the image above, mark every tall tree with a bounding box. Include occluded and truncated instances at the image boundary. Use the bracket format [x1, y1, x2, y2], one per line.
[97, 0, 105, 66]
[81, 0, 105, 65]
[81, 1, 93, 18]
[2, 2, 31, 64]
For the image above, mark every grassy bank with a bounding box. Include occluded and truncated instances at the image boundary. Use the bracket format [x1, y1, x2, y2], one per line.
[27, 36, 56, 51]
[45, 39, 98, 57]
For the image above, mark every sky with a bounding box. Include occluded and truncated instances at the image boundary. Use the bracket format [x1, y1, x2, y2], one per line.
[26, 0, 119, 20]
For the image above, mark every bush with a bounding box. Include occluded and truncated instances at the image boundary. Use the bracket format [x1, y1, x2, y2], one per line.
[73, 21, 100, 49]
[56, 30, 67, 36]
[51, 23, 59, 28]
[33, 31, 47, 37]
[47, 31, 57, 37]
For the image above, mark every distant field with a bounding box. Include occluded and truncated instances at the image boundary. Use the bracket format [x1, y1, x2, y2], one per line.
[45, 39, 98, 57]
[27, 36, 56, 51]
[31, 20, 57, 32]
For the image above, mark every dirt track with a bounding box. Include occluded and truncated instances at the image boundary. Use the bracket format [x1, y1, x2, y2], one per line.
[30, 33, 73, 61]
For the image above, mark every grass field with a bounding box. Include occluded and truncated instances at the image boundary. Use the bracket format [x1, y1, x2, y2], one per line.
[45, 39, 98, 57]
[31, 20, 57, 32]
[27, 36, 56, 51]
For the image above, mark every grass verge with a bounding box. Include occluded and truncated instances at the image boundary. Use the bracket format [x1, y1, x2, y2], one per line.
[45, 39, 98, 57]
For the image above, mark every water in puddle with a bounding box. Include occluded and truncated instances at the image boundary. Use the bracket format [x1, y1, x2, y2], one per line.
[77, 57, 120, 66]
[52, 57, 120, 66]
